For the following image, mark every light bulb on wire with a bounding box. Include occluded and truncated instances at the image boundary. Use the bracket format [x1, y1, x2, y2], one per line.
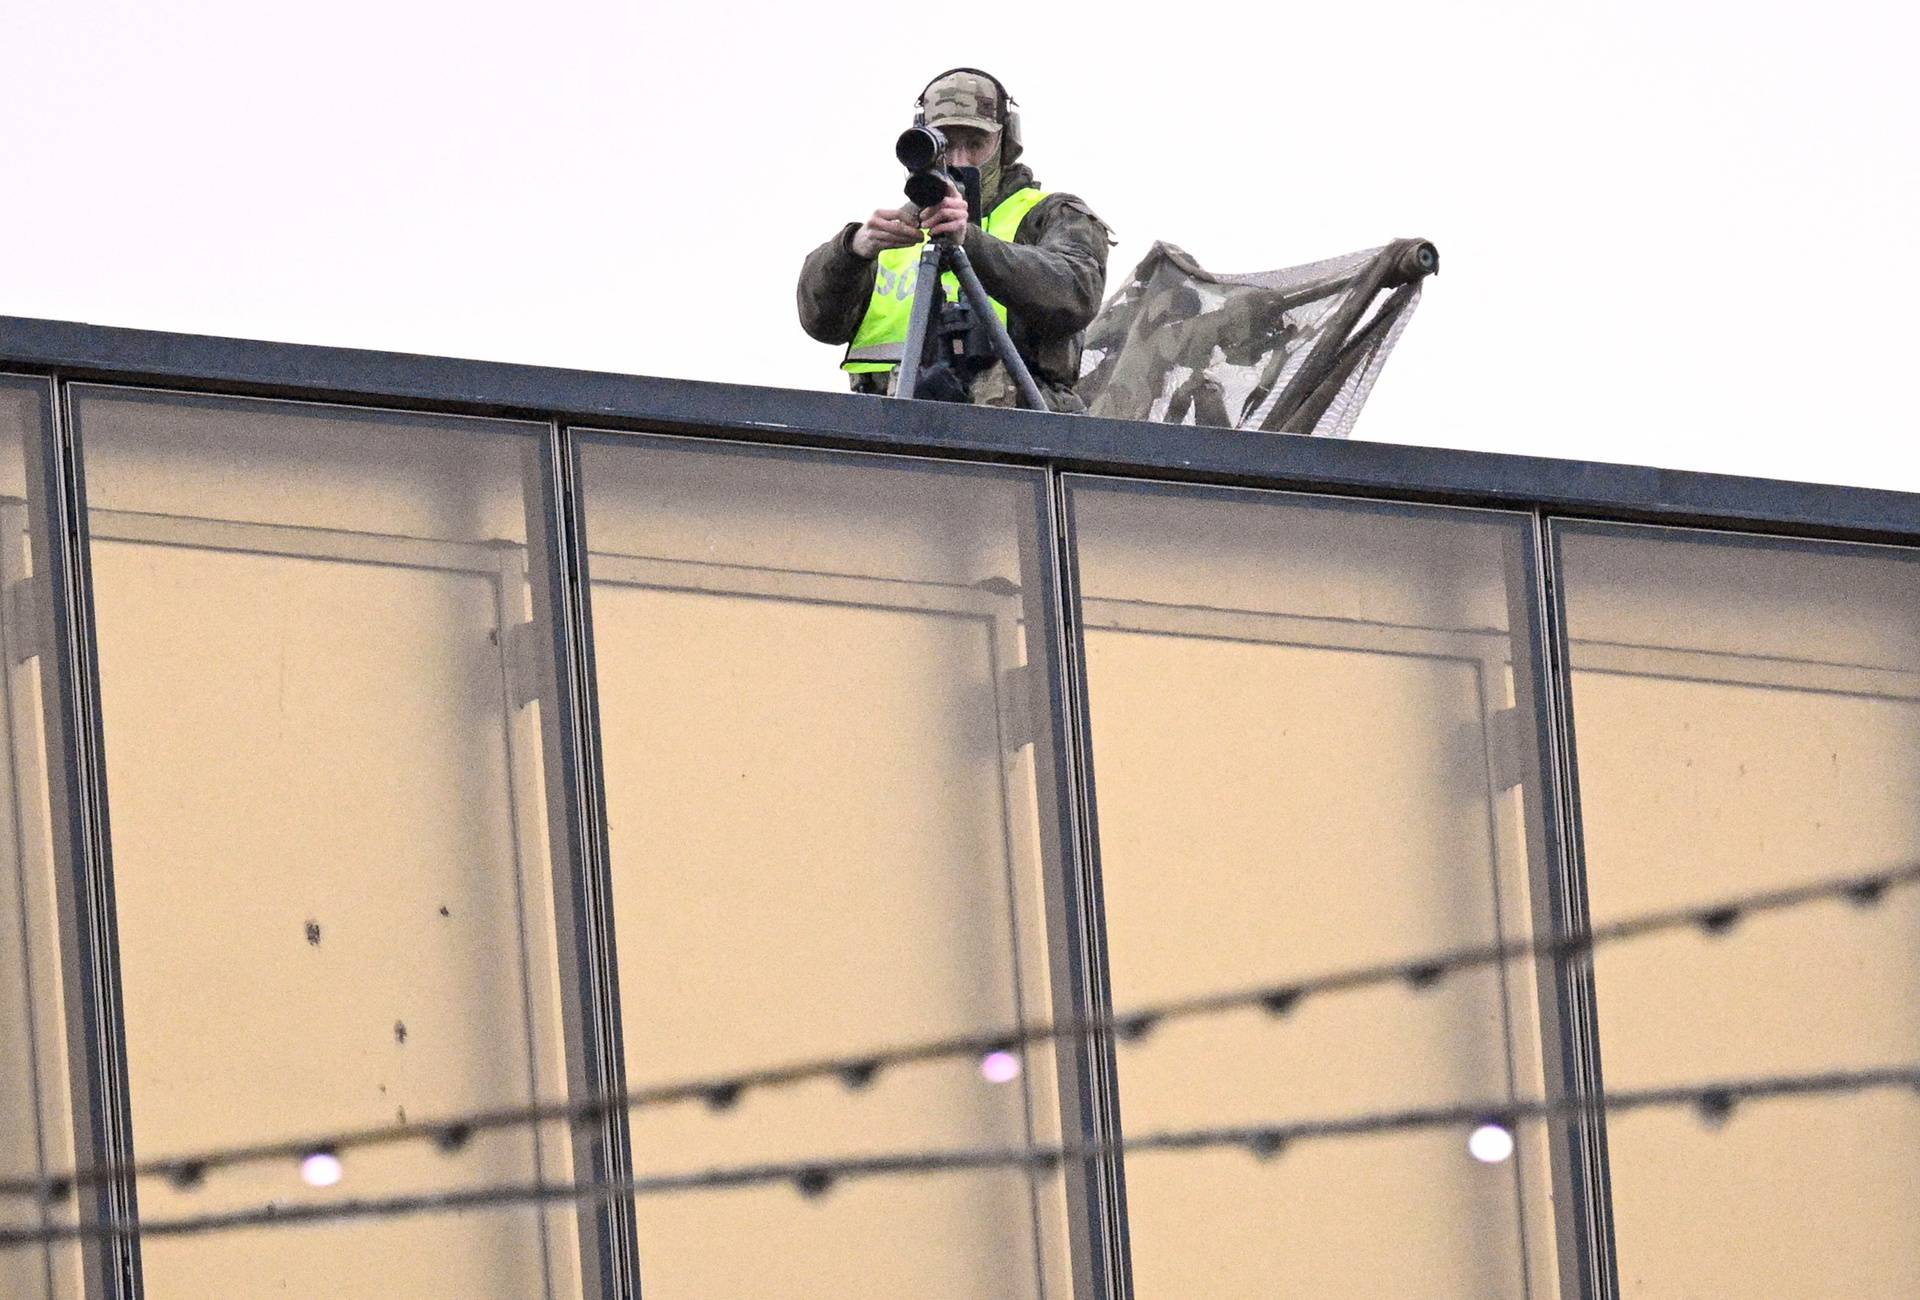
[1468, 1123, 1515, 1164]
[300, 1151, 344, 1188]
[981, 1050, 1022, 1084]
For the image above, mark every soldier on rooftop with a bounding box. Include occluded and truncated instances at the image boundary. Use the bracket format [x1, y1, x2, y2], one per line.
[797, 68, 1114, 413]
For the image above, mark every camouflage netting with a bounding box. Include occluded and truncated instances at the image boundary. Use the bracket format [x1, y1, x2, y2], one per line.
[1076, 239, 1433, 437]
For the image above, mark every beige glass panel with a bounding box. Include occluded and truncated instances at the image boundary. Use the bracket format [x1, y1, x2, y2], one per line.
[1067, 477, 1560, 1298]
[72, 388, 582, 1299]
[0, 377, 81, 1299]
[575, 433, 1078, 1298]
[1556, 521, 1920, 1298]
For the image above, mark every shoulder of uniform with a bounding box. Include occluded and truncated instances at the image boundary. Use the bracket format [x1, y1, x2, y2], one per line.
[1032, 191, 1115, 243]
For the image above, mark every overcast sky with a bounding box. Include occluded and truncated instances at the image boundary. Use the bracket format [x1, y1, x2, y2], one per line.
[4, 1, 1915, 490]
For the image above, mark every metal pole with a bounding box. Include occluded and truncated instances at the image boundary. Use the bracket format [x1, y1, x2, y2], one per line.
[946, 244, 1050, 411]
[893, 242, 946, 401]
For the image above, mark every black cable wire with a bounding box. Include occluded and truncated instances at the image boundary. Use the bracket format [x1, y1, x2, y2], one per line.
[3, 859, 1912, 1205]
[3, 1062, 1916, 1252]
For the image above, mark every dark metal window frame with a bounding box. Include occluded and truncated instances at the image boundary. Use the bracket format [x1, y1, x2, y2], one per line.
[5, 316, 1920, 1300]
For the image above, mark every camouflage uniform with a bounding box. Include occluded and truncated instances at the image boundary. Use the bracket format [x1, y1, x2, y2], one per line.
[795, 76, 1112, 414]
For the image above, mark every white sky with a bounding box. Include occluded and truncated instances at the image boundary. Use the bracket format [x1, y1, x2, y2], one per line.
[3, 0, 1916, 490]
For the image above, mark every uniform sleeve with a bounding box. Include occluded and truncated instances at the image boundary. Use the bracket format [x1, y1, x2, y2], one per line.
[958, 194, 1112, 339]
[797, 224, 880, 345]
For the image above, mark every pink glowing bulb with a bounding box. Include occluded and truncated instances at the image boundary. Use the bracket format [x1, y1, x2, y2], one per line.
[980, 1051, 1022, 1084]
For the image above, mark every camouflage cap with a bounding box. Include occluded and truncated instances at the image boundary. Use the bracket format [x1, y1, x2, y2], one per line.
[921, 70, 1004, 133]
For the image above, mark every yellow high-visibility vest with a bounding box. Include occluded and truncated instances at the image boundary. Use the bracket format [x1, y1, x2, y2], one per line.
[842, 187, 1050, 374]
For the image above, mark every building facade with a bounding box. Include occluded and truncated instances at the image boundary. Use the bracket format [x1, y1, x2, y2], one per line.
[2, 317, 1917, 1298]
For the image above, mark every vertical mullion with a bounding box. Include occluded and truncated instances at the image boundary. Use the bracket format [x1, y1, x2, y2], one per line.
[1014, 468, 1112, 1298]
[522, 423, 640, 1297]
[1529, 513, 1619, 1297]
[33, 378, 141, 1296]
[1503, 515, 1594, 1294]
[1048, 470, 1133, 1299]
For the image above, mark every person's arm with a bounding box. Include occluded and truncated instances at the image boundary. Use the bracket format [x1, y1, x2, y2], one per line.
[796, 225, 879, 345]
[957, 194, 1112, 338]
[796, 207, 925, 344]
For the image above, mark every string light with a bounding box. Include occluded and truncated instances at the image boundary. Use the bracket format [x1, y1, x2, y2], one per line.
[837, 1061, 881, 1091]
[1260, 987, 1305, 1017]
[6, 1063, 1916, 1253]
[298, 1151, 343, 1189]
[1246, 1130, 1288, 1161]
[1697, 907, 1742, 936]
[1467, 1122, 1515, 1164]
[980, 1051, 1022, 1084]
[1846, 877, 1889, 907]
[1694, 1090, 1737, 1127]
[6, 859, 1914, 1208]
[1402, 962, 1447, 991]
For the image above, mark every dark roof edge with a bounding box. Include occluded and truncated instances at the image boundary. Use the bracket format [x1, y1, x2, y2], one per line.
[4, 314, 1916, 545]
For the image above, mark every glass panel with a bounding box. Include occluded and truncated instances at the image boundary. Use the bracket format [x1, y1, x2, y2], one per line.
[574, 432, 1083, 1298]
[1555, 521, 1920, 1297]
[0, 376, 82, 1299]
[1066, 476, 1564, 1297]
[70, 387, 586, 1298]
